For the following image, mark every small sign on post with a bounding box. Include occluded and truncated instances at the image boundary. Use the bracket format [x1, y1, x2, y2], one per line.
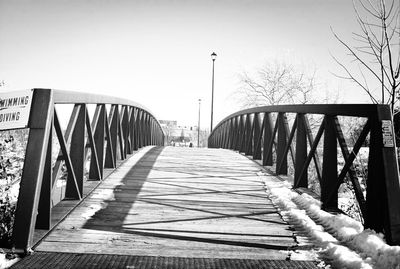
[0, 89, 33, 130]
[382, 120, 395, 147]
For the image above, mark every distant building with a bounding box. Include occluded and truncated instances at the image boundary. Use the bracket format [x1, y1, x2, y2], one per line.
[160, 120, 200, 146]
[159, 120, 177, 126]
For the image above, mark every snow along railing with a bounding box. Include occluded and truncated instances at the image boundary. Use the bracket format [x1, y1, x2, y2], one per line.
[9, 88, 165, 251]
[208, 104, 400, 245]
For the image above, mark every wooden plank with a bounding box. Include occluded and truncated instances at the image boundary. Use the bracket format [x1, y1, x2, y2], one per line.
[34, 147, 310, 260]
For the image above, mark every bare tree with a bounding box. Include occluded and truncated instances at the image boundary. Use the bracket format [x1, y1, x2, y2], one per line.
[332, 0, 400, 114]
[160, 122, 174, 145]
[236, 60, 317, 108]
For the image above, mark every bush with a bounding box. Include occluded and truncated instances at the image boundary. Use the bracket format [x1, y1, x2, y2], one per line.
[0, 186, 16, 247]
[0, 130, 28, 247]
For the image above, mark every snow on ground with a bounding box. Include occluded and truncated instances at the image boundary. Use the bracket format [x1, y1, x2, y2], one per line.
[259, 171, 400, 269]
[0, 253, 19, 269]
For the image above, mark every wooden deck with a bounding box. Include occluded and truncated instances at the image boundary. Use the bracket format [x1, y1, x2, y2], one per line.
[33, 146, 315, 261]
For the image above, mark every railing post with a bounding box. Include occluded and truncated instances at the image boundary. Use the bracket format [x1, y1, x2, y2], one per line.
[237, 115, 245, 151]
[245, 114, 254, 156]
[253, 113, 262, 160]
[146, 113, 151, 146]
[121, 105, 130, 157]
[150, 118, 154, 146]
[128, 107, 135, 153]
[12, 89, 54, 250]
[233, 116, 240, 151]
[216, 123, 222, 148]
[90, 104, 105, 179]
[117, 106, 125, 160]
[276, 113, 288, 175]
[227, 118, 234, 149]
[321, 116, 338, 210]
[152, 118, 156, 145]
[294, 114, 308, 187]
[143, 112, 149, 146]
[108, 105, 119, 166]
[137, 109, 143, 148]
[262, 113, 274, 166]
[132, 108, 138, 151]
[223, 121, 230, 149]
[65, 104, 86, 199]
[240, 115, 250, 153]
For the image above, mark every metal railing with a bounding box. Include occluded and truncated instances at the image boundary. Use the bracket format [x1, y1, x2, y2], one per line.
[208, 104, 400, 245]
[11, 88, 164, 251]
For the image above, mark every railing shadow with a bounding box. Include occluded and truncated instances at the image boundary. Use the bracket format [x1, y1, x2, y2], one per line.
[81, 147, 294, 251]
[82, 146, 164, 230]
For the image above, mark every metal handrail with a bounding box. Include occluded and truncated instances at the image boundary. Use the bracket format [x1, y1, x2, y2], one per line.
[213, 104, 385, 131]
[53, 89, 154, 113]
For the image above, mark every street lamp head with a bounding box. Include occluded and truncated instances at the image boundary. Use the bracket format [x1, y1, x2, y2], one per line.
[211, 52, 217, 61]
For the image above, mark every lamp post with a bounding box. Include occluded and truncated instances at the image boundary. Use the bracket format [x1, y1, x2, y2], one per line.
[197, 99, 201, 147]
[210, 52, 217, 132]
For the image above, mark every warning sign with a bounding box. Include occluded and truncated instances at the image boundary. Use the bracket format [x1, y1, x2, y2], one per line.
[0, 89, 33, 130]
[382, 120, 395, 147]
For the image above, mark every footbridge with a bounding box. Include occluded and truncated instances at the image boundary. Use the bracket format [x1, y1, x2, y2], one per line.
[4, 88, 400, 268]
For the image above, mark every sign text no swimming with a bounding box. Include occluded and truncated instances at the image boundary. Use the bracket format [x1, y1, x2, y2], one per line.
[0, 89, 33, 130]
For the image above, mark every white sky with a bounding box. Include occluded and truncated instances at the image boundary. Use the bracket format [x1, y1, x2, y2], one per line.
[0, 0, 371, 129]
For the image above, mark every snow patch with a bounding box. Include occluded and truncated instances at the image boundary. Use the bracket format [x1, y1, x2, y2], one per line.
[260, 171, 400, 269]
[0, 253, 20, 269]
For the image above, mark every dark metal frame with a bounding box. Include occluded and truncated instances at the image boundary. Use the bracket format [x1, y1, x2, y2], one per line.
[208, 104, 400, 245]
[11, 89, 164, 250]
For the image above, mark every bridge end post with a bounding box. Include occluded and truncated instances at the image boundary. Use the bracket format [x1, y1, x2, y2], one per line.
[11, 89, 54, 251]
[366, 105, 400, 245]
